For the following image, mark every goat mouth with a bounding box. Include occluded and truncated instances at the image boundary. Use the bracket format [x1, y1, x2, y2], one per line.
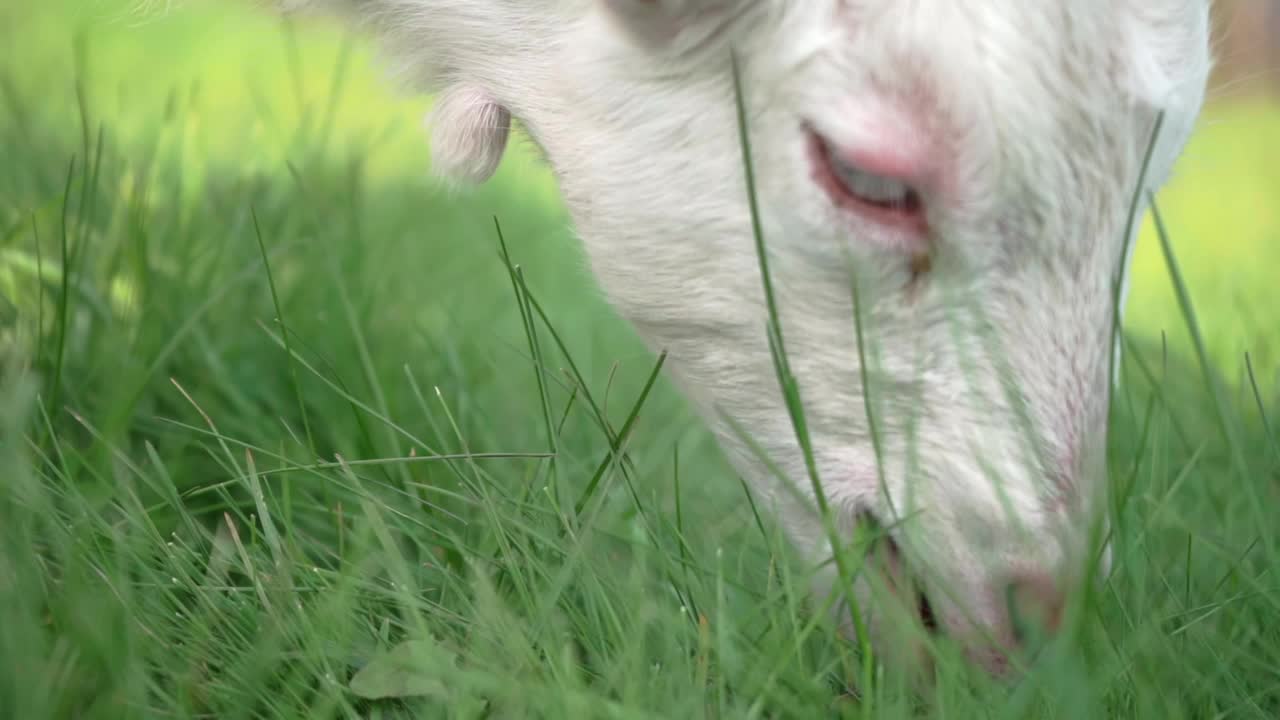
[805, 128, 929, 238]
[861, 513, 938, 635]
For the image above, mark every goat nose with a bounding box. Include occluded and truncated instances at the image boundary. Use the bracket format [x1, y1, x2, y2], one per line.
[1005, 573, 1066, 645]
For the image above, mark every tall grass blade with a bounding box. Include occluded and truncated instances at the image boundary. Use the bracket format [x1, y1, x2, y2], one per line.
[252, 207, 316, 456]
[730, 49, 872, 675]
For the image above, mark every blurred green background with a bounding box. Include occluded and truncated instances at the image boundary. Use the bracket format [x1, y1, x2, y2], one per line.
[2, 0, 1277, 377]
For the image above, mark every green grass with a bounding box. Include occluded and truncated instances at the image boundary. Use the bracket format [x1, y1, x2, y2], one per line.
[2, 1, 1279, 717]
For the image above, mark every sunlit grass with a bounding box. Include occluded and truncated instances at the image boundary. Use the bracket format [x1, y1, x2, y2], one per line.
[1130, 99, 1280, 386]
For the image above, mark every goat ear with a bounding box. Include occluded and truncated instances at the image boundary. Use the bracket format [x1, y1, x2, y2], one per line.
[601, 0, 736, 49]
[426, 85, 511, 185]
[1120, 1, 1211, 186]
[1121, 1, 1212, 108]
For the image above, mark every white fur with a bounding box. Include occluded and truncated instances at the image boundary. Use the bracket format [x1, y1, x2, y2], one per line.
[285, 0, 1211, 671]
[427, 84, 512, 183]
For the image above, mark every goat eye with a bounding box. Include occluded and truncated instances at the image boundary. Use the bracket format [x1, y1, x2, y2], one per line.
[803, 122, 935, 252]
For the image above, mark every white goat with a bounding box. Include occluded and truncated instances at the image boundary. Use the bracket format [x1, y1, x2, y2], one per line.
[282, 0, 1211, 673]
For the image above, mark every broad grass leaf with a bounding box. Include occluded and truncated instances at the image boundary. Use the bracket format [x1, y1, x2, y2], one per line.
[349, 640, 455, 700]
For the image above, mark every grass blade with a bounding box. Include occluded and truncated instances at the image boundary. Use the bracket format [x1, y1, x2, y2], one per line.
[252, 207, 316, 456]
[730, 49, 872, 675]
[48, 156, 76, 420]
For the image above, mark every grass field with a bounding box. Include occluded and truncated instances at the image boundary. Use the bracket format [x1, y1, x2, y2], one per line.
[2, 1, 1279, 718]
